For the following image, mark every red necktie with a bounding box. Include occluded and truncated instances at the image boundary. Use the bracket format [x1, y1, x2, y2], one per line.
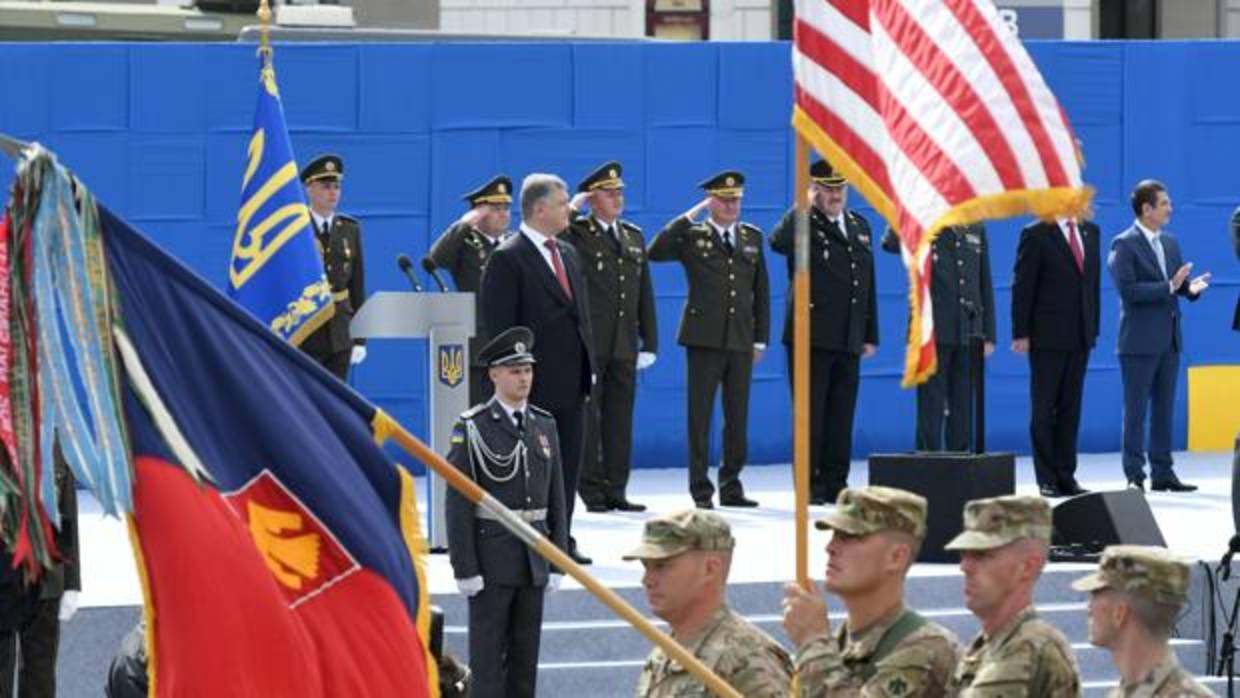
[545, 238, 574, 300]
[1066, 220, 1084, 273]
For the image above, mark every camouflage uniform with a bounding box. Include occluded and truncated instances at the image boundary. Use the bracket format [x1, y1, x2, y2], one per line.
[798, 487, 960, 697]
[944, 496, 1082, 697]
[1072, 546, 1212, 698]
[625, 511, 793, 698]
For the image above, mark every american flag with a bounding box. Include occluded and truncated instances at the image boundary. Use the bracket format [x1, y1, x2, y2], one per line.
[792, 0, 1090, 386]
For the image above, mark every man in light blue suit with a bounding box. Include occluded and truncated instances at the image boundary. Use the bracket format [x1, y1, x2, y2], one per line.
[1108, 180, 1211, 492]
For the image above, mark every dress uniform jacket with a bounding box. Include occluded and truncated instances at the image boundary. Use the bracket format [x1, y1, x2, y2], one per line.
[770, 207, 878, 354]
[444, 400, 568, 585]
[883, 224, 995, 346]
[302, 214, 366, 369]
[562, 213, 657, 361]
[648, 216, 770, 351]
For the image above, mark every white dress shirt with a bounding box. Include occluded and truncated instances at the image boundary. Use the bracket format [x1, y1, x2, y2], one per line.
[520, 223, 560, 276]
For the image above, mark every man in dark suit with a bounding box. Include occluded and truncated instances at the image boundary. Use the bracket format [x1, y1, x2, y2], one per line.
[769, 160, 878, 504]
[882, 223, 995, 451]
[444, 326, 568, 698]
[426, 175, 513, 404]
[1231, 206, 1240, 332]
[481, 173, 595, 564]
[648, 171, 770, 509]
[1011, 213, 1101, 498]
[0, 448, 79, 698]
[299, 154, 366, 381]
[1108, 180, 1211, 492]
[564, 161, 657, 513]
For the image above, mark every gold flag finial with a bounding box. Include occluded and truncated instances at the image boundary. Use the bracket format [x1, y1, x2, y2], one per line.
[257, 0, 273, 64]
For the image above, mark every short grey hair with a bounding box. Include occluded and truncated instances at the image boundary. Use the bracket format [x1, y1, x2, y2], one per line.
[1124, 593, 1181, 640]
[520, 173, 567, 219]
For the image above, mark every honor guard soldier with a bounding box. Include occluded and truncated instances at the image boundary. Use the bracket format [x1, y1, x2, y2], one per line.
[426, 175, 513, 404]
[648, 170, 770, 510]
[565, 161, 657, 513]
[882, 222, 994, 452]
[770, 160, 878, 504]
[627, 510, 793, 698]
[945, 496, 1082, 696]
[299, 154, 366, 381]
[444, 326, 568, 698]
[1074, 546, 1212, 697]
[782, 486, 960, 697]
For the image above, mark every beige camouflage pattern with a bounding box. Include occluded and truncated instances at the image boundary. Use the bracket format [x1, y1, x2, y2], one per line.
[796, 605, 960, 697]
[815, 486, 929, 539]
[948, 606, 1081, 697]
[1107, 652, 1213, 697]
[944, 496, 1052, 551]
[623, 509, 735, 561]
[1072, 545, 1190, 606]
[635, 606, 792, 698]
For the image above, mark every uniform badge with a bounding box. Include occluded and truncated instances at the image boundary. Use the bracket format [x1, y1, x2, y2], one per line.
[325, 161, 337, 172]
[538, 433, 551, 458]
[438, 344, 465, 388]
[597, 261, 604, 271]
[497, 182, 507, 194]
[966, 233, 982, 245]
[858, 234, 871, 245]
[725, 175, 735, 187]
[823, 249, 830, 261]
[696, 239, 706, 248]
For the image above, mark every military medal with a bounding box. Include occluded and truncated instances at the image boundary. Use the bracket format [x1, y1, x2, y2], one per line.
[538, 433, 551, 459]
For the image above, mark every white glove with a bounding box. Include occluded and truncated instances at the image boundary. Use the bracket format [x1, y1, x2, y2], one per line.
[350, 345, 367, 365]
[456, 575, 484, 597]
[546, 574, 563, 593]
[58, 591, 79, 622]
[636, 352, 656, 370]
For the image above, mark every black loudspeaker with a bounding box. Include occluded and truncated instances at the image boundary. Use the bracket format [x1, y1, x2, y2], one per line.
[1052, 490, 1166, 552]
[870, 452, 1015, 563]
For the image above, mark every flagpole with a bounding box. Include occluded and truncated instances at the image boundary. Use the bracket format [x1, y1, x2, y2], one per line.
[794, 134, 811, 590]
[379, 416, 744, 698]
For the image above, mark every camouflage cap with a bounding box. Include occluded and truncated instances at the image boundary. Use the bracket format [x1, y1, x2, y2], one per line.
[1071, 545, 1189, 606]
[622, 510, 735, 561]
[943, 495, 1051, 551]
[815, 486, 927, 539]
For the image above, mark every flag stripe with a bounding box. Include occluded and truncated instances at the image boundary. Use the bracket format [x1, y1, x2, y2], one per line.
[792, 83, 894, 206]
[944, 0, 1069, 186]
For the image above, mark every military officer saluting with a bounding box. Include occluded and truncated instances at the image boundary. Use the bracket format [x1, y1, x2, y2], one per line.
[444, 325, 567, 698]
[770, 160, 878, 504]
[564, 161, 658, 513]
[1074, 546, 1213, 697]
[882, 221, 995, 452]
[299, 153, 366, 381]
[426, 175, 514, 404]
[648, 170, 770, 509]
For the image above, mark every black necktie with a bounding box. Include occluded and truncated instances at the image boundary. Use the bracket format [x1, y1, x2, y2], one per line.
[721, 227, 734, 254]
[513, 410, 524, 432]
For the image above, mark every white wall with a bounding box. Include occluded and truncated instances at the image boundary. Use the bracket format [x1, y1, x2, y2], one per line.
[439, 0, 769, 39]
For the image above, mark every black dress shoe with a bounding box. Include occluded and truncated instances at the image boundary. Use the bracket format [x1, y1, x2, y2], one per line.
[720, 495, 759, 508]
[1059, 481, 1089, 496]
[609, 498, 647, 512]
[1038, 484, 1063, 498]
[568, 547, 593, 565]
[694, 499, 714, 510]
[1151, 478, 1198, 492]
[584, 501, 612, 513]
[1127, 479, 1145, 492]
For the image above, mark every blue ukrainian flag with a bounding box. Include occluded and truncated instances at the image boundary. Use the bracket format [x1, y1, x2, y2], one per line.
[227, 57, 333, 345]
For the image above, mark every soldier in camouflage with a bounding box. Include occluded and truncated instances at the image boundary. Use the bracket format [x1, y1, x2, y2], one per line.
[782, 486, 960, 697]
[1073, 545, 1212, 697]
[944, 495, 1081, 696]
[626, 510, 792, 697]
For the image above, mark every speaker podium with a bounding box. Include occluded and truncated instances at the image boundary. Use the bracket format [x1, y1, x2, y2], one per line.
[351, 291, 475, 551]
[870, 452, 1015, 563]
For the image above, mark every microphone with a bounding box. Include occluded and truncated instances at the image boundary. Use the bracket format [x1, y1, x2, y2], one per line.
[421, 257, 448, 292]
[1221, 534, 1240, 580]
[396, 254, 424, 292]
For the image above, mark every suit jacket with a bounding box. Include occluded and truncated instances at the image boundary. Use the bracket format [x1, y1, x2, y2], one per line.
[481, 231, 595, 411]
[647, 216, 771, 352]
[769, 206, 878, 354]
[882, 223, 996, 346]
[561, 213, 658, 361]
[1232, 207, 1240, 331]
[1108, 225, 1200, 355]
[302, 213, 366, 360]
[1011, 219, 1101, 351]
[444, 401, 568, 587]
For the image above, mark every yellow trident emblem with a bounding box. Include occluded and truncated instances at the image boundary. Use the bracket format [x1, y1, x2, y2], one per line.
[439, 344, 465, 388]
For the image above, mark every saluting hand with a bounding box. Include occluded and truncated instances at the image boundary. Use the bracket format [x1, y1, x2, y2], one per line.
[460, 208, 483, 227]
[781, 582, 830, 649]
[683, 197, 712, 224]
[570, 191, 591, 213]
